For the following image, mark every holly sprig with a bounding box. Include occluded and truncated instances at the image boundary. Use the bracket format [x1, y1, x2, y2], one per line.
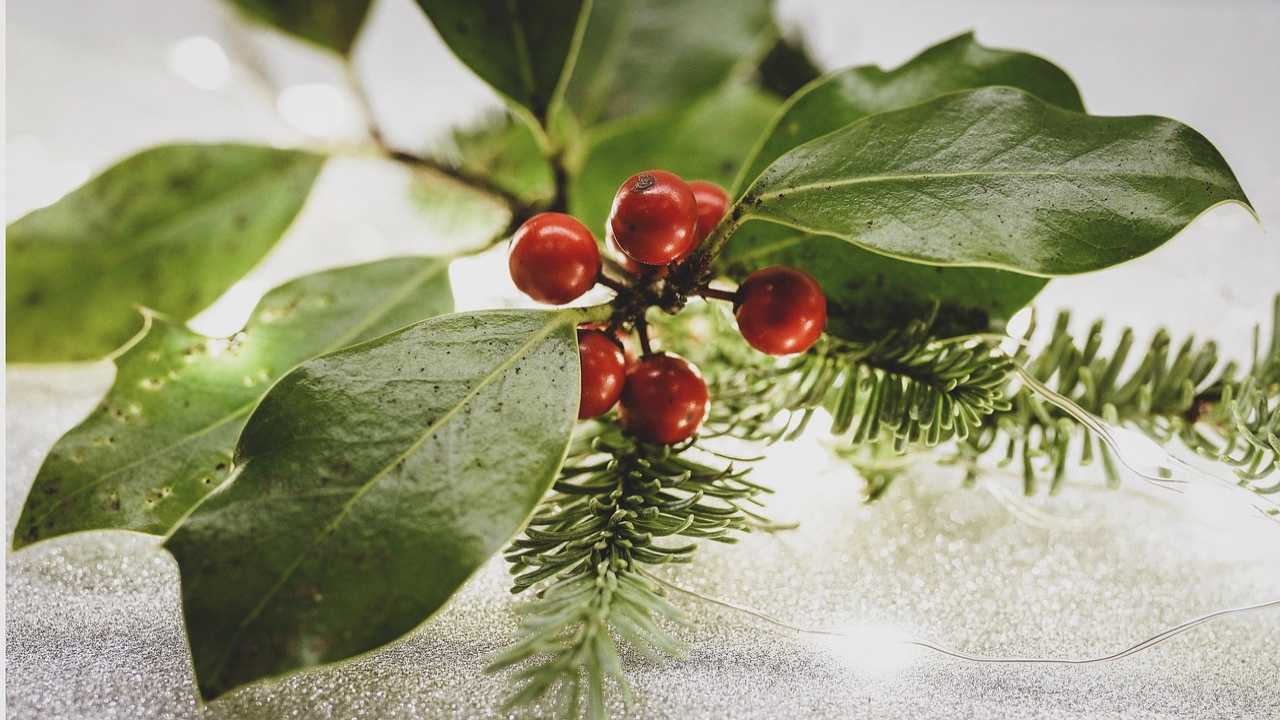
[6, 1, 1265, 717]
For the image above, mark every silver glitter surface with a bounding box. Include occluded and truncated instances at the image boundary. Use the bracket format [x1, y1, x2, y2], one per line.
[7, 366, 1280, 720]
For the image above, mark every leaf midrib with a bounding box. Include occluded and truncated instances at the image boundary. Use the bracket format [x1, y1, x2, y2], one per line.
[575, 0, 635, 124]
[751, 167, 1220, 203]
[17, 153, 315, 276]
[506, 0, 538, 109]
[207, 311, 570, 684]
[326, 261, 447, 350]
[22, 261, 447, 533]
[722, 230, 811, 266]
[93, 156, 318, 279]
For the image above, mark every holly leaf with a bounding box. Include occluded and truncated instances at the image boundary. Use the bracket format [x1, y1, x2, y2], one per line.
[735, 32, 1084, 192]
[165, 308, 586, 699]
[12, 258, 453, 549]
[415, 0, 590, 122]
[226, 0, 374, 54]
[721, 33, 1091, 339]
[406, 164, 518, 256]
[571, 84, 779, 236]
[439, 114, 556, 207]
[6, 144, 323, 363]
[737, 86, 1253, 276]
[719, 222, 1044, 341]
[563, 0, 774, 125]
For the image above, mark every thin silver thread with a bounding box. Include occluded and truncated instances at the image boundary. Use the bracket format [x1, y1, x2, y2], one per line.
[1009, 363, 1187, 492]
[642, 568, 1280, 665]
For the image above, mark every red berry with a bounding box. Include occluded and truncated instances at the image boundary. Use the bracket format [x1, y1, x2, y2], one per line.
[509, 213, 601, 304]
[580, 323, 639, 366]
[577, 329, 627, 419]
[607, 170, 698, 266]
[619, 354, 709, 444]
[607, 233, 656, 277]
[735, 266, 827, 355]
[688, 180, 730, 244]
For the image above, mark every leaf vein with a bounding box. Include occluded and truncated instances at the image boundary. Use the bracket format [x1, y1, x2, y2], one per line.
[208, 312, 571, 683]
[23, 261, 444, 531]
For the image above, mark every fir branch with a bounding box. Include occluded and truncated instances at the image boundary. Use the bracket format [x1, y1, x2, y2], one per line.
[694, 306, 1013, 453]
[834, 437, 919, 502]
[825, 323, 1013, 450]
[345, 65, 536, 215]
[669, 296, 1278, 507]
[968, 296, 1280, 499]
[490, 419, 772, 718]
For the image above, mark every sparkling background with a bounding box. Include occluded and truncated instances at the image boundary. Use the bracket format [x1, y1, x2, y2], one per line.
[6, 0, 1280, 718]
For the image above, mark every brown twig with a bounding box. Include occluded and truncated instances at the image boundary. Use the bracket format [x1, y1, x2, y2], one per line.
[697, 285, 739, 304]
[344, 61, 531, 216]
[636, 313, 654, 356]
[597, 273, 630, 294]
[601, 255, 631, 279]
[659, 211, 744, 313]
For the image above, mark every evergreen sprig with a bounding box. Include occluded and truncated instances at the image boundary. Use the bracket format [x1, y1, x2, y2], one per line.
[834, 438, 919, 502]
[490, 419, 772, 718]
[685, 304, 1014, 453]
[964, 296, 1280, 500]
[673, 296, 1279, 506]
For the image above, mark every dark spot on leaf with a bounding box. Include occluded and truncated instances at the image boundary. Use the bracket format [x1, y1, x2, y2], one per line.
[169, 173, 196, 192]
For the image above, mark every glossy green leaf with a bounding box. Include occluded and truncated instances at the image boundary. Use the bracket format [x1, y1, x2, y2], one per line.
[13, 258, 453, 549]
[719, 222, 1044, 341]
[442, 114, 555, 206]
[738, 86, 1253, 276]
[570, 84, 779, 236]
[226, 0, 373, 54]
[406, 164, 518, 256]
[735, 31, 1084, 192]
[722, 32, 1090, 339]
[6, 144, 324, 363]
[165, 308, 587, 699]
[563, 0, 774, 125]
[415, 0, 590, 121]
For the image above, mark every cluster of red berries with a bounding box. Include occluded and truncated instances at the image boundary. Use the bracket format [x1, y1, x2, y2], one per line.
[508, 170, 827, 444]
